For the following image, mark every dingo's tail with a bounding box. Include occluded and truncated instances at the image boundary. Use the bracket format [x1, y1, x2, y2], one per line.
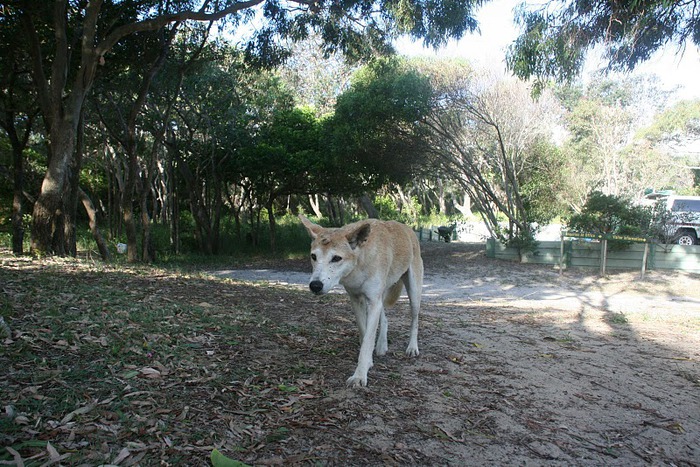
[384, 280, 404, 308]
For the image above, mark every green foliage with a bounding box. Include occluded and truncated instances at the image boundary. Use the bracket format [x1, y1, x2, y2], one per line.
[637, 99, 700, 141]
[211, 449, 251, 467]
[519, 140, 568, 225]
[374, 195, 402, 221]
[418, 62, 565, 245]
[329, 57, 433, 188]
[567, 191, 652, 250]
[554, 77, 688, 206]
[692, 170, 700, 195]
[507, 1, 700, 88]
[373, 194, 421, 224]
[504, 228, 539, 255]
[506, 6, 586, 93]
[421, 210, 462, 228]
[162, 213, 311, 262]
[237, 106, 322, 198]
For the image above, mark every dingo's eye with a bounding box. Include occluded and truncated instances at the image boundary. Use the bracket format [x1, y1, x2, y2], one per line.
[331, 255, 342, 263]
[311, 254, 317, 261]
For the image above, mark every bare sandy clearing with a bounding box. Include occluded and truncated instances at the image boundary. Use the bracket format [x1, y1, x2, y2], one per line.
[214, 242, 700, 465]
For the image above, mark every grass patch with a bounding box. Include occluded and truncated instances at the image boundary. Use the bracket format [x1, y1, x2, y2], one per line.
[607, 311, 629, 325]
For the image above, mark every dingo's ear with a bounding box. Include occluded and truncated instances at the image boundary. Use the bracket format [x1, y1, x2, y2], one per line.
[347, 222, 371, 249]
[299, 214, 323, 239]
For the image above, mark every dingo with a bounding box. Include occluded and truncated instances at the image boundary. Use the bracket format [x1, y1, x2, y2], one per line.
[299, 215, 423, 387]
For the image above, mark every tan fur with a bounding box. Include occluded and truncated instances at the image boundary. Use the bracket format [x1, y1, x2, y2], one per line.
[300, 215, 424, 387]
[384, 280, 404, 308]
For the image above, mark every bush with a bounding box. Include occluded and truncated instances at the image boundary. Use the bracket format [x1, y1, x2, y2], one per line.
[374, 195, 420, 224]
[567, 191, 651, 250]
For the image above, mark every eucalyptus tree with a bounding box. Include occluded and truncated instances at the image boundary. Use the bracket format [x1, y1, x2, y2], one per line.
[90, 23, 187, 262]
[557, 76, 687, 208]
[0, 11, 37, 255]
[164, 49, 296, 254]
[278, 35, 356, 117]
[4, 0, 485, 256]
[633, 99, 700, 193]
[237, 106, 322, 251]
[639, 99, 700, 160]
[92, 21, 224, 261]
[421, 60, 565, 245]
[507, 0, 700, 91]
[328, 57, 433, 219]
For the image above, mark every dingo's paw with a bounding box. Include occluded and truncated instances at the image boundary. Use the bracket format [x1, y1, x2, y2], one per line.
[346, 373, 368, 387]
[405, 345, 419, 357]
[375, 342, 388, 356]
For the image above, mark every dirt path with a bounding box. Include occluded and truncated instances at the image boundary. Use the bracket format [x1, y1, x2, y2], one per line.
[215, 242, 700, 465]
[214, 242, 700, 313]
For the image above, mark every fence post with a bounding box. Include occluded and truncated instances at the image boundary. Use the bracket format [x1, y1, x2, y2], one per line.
[640, 242, 649, 279]
[600, 238, 608, 276]
[559, 233, 565, 276]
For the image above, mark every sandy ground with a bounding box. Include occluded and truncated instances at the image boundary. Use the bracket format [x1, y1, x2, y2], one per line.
[213, 242, 700, 314]
[212, 242, 700, 465]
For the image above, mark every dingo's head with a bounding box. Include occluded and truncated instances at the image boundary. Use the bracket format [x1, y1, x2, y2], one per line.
[299, 215, 371, 295]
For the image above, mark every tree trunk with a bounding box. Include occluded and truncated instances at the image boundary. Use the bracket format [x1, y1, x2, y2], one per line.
[326, 194, 340, 225]
[63, 111, 87, 257]
[139, 142, 161, 263]
[168, 157, 180, 254]
[140, 173, 155, 263]
[359, 193, 379, 218]
[171, 145, 214, 254]
[267, 197, 277, 254]
[308, 194, 323, 218]
[225, 183, 245, 243]
[454, 191, 472, 217]
[141, 207, 154, 262]
[63, 176, 79, 257]
[123, 147, 139, 262]
[212, 180, 222, 254]
[11, 144, 25, 255]
[437, 178, 447, 215]
[78, 188, 110, 261]
[6, 118, 28, 255]
[31, 121, 75, 255]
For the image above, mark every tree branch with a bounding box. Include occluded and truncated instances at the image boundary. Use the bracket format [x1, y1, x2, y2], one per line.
[96, 0, 268, 57]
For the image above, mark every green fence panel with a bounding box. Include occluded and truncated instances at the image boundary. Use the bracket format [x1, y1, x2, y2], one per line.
[486, 238, 496, 258]
[650, 244, 700, 272]
[487, 239, 700, 273]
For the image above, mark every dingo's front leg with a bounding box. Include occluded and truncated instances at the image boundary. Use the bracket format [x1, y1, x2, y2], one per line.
[349, 294, 367, 342]
[347, 298, 382, 387]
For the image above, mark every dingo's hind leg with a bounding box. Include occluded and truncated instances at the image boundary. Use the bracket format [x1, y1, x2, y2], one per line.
[403, 260, 423, 357]
[375, 308, 388, 356]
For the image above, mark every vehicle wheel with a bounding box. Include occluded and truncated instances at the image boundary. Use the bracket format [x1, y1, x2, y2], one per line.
[676, 231, 697, 246]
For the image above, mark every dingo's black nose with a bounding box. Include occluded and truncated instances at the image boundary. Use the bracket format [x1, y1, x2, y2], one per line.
[309, 280, 324, 294]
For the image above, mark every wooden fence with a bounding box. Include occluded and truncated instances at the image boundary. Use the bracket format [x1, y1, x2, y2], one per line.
[486, 238, 700, 273]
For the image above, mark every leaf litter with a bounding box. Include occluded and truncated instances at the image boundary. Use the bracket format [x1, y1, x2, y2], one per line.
[1, 243, 699, 465]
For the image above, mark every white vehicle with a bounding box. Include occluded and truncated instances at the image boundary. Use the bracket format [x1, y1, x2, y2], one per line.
[664, 195, 700, 245]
